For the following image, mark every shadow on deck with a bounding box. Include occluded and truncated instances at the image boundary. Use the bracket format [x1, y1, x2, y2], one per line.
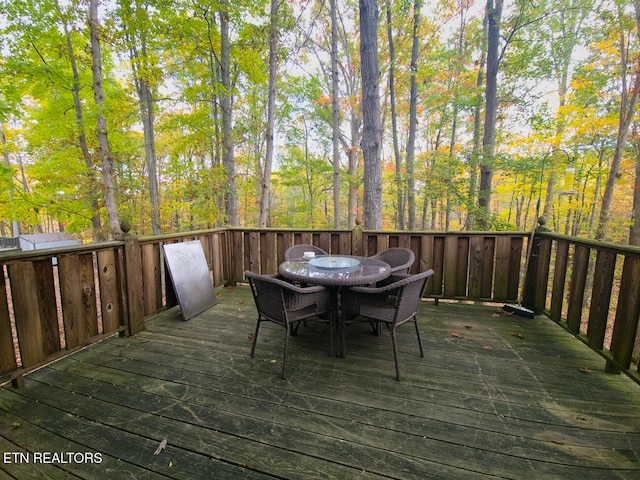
[1, 284, 639, 479]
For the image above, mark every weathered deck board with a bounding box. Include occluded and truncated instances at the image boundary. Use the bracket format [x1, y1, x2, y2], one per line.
[1, 285, 639, 479]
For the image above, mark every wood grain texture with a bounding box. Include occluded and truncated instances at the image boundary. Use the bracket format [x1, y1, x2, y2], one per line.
[550, 241, 570, 322]
[493, 235, 511, 301]
[468, 236, 483, 299]
[96, 249, 122, 335]
[567, 245, 590, 334]
[123, 237, 145, 335]
[58, 253, 98, 349]
[8, 261, 60, 367]
[535, 237, 553, 312]
[610, 256, 640, 370]
[587, 250, 616, 350]
[480, 236, 495, 299]
[431, 236, 445, 296]
[507, 236, 524, 301]
[141, 243, 162, 316]
[442, 236, 459, 297]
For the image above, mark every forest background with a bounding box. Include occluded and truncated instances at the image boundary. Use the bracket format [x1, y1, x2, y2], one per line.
[1, 0, 640, 245]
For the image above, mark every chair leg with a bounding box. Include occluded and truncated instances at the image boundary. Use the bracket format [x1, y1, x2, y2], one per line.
[369, 321, 381, 336]
[328, 311, 335, 357]
[390, 327, 401, 381]
[291, 322, 300, 336]
[282, 324, 289, 379]
[413, 316, 424, 357]
[250, 318, 261, 357]
[340, 311, 347, 358]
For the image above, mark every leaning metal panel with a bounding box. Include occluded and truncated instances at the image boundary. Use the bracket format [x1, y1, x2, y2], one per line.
[162, 240, 218, 320]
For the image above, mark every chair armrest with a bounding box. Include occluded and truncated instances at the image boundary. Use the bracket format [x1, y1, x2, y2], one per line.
[348, 269, 435, 294]
[244, 271, 327, 294]
[279, 279, 327, 294]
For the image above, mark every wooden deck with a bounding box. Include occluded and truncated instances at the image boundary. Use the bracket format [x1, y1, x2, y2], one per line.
[1, 284, 639, 479]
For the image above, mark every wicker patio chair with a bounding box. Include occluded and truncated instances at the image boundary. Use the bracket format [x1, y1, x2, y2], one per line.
[244, 270, 332, 379]
[284, 244, 328, 260]
[341, 269, 435, 381]
[371, 247, 415, 274]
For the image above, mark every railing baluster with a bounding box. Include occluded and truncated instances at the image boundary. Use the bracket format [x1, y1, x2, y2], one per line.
[587, 250, 616, 350]
[566, 245, 590, 335]
[607, 256, 640, 373]
[58, 253, 99, 349]
[550, 241, 569, 322]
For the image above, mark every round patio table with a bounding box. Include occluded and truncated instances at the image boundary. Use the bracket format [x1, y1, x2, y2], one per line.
[279, 255, 391, 356]
[278, 255, 391, 287]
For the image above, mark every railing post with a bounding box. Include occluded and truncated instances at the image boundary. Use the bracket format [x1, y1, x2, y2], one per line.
[522, 233, 539, 311]
[0, 265, 18, 377]
[351, 221, 363, 256]
[606, 255, 640, 374]
[522, 221, 551, 313]
[120, 224, 145, 336]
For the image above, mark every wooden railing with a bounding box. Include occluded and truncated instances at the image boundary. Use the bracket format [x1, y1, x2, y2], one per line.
[523, 230, 640, 381]
[0, 241, 126, 386]
[0, 229, 233, 386]
[1, 227, 638, 385]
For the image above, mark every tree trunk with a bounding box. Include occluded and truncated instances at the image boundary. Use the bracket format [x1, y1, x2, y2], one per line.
[58, 4, 102, 237]
[0, 127, 20, 237]
[329, 4, 361, 228]
[347, 112, 361, 228]
[542, 0, 589, 224]
[596, 14, 640, 240]
[202, 8, 223, 226]
[631, 128, 640, 245]
[466, 8, 488, 231]
[259, 0, 279, 227]
[359, 0, 383, 230]
[219, 3, 238, 226]
[478, 0, 503, 229]
[122, 4, 161, 235]
[330, 0, 341, 229]
[386, 4, 403, 230]
[405, 0, 421, 230]
[89, 0, 121, 239]
[139, 80, 161, 235]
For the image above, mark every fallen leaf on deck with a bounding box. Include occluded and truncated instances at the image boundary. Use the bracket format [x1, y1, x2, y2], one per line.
[483, 345, 493, 350]
[511, 332, 525, 339]
[549, 439, 565, 445]
[154, 438, 168, 455]
[270, 359, 277, 364]
[11, 422, 21, 429]
[464, 325, 473, 329]
[579, 367, 592, 374]
[239, 299, 244, 304]
[451, 332, 464, 338]
[238, 307, 244, 312]
[248, 333, 255, 342]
